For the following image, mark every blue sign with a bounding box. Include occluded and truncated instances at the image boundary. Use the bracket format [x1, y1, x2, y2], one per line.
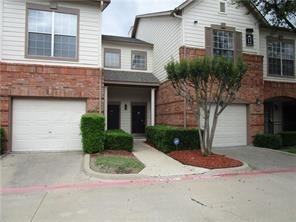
[173, 138, 180, 146]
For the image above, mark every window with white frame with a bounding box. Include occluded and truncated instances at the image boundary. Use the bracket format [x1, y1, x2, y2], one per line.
[213, 30, 234, 59]
[131, 51, 147, 70]
[267, 39, 295, 77]
[104, 49, 121, 68]
[219, 1, 226, 13]
[27, 7, 78, 59]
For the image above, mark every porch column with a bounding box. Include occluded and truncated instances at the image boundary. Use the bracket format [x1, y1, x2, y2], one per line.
[151, 88, 155, 126]
[104, 86, 108, 130]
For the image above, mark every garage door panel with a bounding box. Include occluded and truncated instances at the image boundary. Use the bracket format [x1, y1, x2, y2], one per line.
[12, 99, 86, 152]
[201, 104, 247, 147]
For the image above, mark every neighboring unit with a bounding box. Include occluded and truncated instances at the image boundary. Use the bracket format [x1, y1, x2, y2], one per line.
[132, 0, 296, 146]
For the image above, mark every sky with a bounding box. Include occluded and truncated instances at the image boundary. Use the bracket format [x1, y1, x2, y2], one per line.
[102, 0, 184, 37]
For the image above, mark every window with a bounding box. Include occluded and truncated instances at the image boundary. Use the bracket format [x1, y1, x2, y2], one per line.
[213, 30, 234, 59]
[27, 5, 78, 60]
[267, 39, 295, 77]
[131, 51, 147, 70]
[104, 49, 121, 68]
[220, 2, 226, 13]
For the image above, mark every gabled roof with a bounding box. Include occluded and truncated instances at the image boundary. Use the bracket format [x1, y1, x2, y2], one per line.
[132, 0, 293, 37]
[102, 35, 153, 47]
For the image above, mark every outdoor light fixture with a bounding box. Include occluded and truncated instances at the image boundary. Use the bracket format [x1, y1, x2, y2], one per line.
[256, 98, 262, 105]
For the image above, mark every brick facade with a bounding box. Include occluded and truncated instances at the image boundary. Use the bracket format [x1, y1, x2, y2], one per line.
[156, 47, 265, 144]
[0, 62, 103, 152]
[264, 80, 296, 100]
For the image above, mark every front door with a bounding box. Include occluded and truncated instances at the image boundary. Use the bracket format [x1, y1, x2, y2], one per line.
[107, 104, 120, 130]
[132, 105, 146, 134]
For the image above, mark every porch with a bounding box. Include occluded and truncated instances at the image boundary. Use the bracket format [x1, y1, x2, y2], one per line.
[264, 97, 296, 134]
[103, 70, 159, 135]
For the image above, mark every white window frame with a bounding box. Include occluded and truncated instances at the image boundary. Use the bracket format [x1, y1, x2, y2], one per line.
[267, 38, 295, 77]
[131, 51, 147, 70]
[26, 3, 79, 61]
[104, 48, 121, 69]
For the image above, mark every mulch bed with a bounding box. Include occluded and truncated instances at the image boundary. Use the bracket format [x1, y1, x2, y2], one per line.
[168, 150, 243, 169]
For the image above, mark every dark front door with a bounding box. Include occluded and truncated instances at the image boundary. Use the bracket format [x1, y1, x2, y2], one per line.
[132, 105, 146, 134]
[107, 104, 120, 130]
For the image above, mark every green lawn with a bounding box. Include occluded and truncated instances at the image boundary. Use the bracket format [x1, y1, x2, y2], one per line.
[95, 155, 145, 174]
[280, 146, 296, 154]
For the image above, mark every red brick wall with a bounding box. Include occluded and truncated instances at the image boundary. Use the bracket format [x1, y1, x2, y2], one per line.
[264, 81, 296, 100]
[0, 62, 103, 152]
[156, 47, 265, 144]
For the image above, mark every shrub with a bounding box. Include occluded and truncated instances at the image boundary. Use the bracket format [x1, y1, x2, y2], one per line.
[105, 129, 133, 152]
[80, 113, 105, 153]
[279, 131, 296, 146]
[0, 128, 5, 154]
[253, 134, 282, 149]
[146, 125, 201, 153]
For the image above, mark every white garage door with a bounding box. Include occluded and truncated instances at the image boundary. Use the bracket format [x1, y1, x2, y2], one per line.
[12, 99, 86, 152]
[201, 104, 247, 147]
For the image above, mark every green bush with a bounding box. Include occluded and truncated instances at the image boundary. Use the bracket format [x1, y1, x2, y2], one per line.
[253, 134, 282, 149]
[80, 113, 105, 153]
[0, 128, 5, 154]
[279, 131, 296, 146]
[105, 129, 133, 152]
[146, 125, 201, 153]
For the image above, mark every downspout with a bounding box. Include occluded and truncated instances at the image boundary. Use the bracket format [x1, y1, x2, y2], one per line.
[173, 11, 187, 128]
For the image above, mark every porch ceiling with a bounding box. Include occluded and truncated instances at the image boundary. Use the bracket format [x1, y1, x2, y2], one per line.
[103, 69, 160, 87]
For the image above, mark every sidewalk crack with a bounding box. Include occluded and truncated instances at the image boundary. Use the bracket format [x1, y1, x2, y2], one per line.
[30, 192, 47, 222]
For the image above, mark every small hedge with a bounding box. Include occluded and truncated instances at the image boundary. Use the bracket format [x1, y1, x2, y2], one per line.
[80, 113, 105, 153]
[0, 128, 5, 154]
[105, 129, 133, 152]
[253, 134, 282, 149]
[279, 131, 296, 146]
[146, 125, 200, 153]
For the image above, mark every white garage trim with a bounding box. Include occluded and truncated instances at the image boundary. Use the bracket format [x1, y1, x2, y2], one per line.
[12, 98, 86, 152]
[201, 104, 247, 147]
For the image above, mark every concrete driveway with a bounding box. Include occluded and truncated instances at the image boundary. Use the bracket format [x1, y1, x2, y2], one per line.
[213, 146, 296, 169]
[1, 147, 296, 222]
[1, 151, 90, 188]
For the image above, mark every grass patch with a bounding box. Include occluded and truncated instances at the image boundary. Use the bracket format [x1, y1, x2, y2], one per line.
[280, 146, 296, 154]
[92, 155, 145, 174]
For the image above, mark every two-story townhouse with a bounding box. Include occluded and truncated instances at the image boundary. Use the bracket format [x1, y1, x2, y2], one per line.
[102, 35, 159, 135]
[131, 0, 296, 147]
[0, 0, 111, 152]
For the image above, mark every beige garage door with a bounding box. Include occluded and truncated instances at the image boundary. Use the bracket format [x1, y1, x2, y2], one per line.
[201, 104, 247, 147]
[12, 99, 86, 152]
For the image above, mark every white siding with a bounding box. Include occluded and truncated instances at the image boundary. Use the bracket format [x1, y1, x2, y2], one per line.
[260, 29, 296, 83]
[102, 42, 153, 73]
[182, 0, 260, 54]
[1, 0, 102, 68]
[0, 0, 3, 60]
[136, 16, 182, 82]
[108, 87, 151, 133]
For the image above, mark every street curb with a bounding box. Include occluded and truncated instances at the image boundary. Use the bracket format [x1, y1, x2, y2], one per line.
[83, 154, 147, 180]
[204, 161, 251, 175]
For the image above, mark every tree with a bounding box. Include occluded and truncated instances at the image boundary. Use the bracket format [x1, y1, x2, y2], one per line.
[165, 57, 247, 156]
[232, 0, 296, 31]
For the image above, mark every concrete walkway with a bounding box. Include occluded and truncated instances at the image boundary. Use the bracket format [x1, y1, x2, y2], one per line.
[132, 139, 208, 176]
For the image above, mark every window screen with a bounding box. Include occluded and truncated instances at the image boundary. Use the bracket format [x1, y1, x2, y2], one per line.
[104, 50, 120, 68]
[131, 51, 147, 70]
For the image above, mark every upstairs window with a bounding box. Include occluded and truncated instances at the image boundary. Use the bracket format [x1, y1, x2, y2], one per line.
[219, 1, 226, 13]
[104, 49, 121, 68]
[131, 51, 147, 70]
[27, 5, 78, 60]
[213, 30, 234, 60]
[267, 39, 295, 77]
[205, 25, 242, 61]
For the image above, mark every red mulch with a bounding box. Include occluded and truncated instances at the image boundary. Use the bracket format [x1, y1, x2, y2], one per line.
[90, 150, 134, 157]
[168, 150, 243, 169]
